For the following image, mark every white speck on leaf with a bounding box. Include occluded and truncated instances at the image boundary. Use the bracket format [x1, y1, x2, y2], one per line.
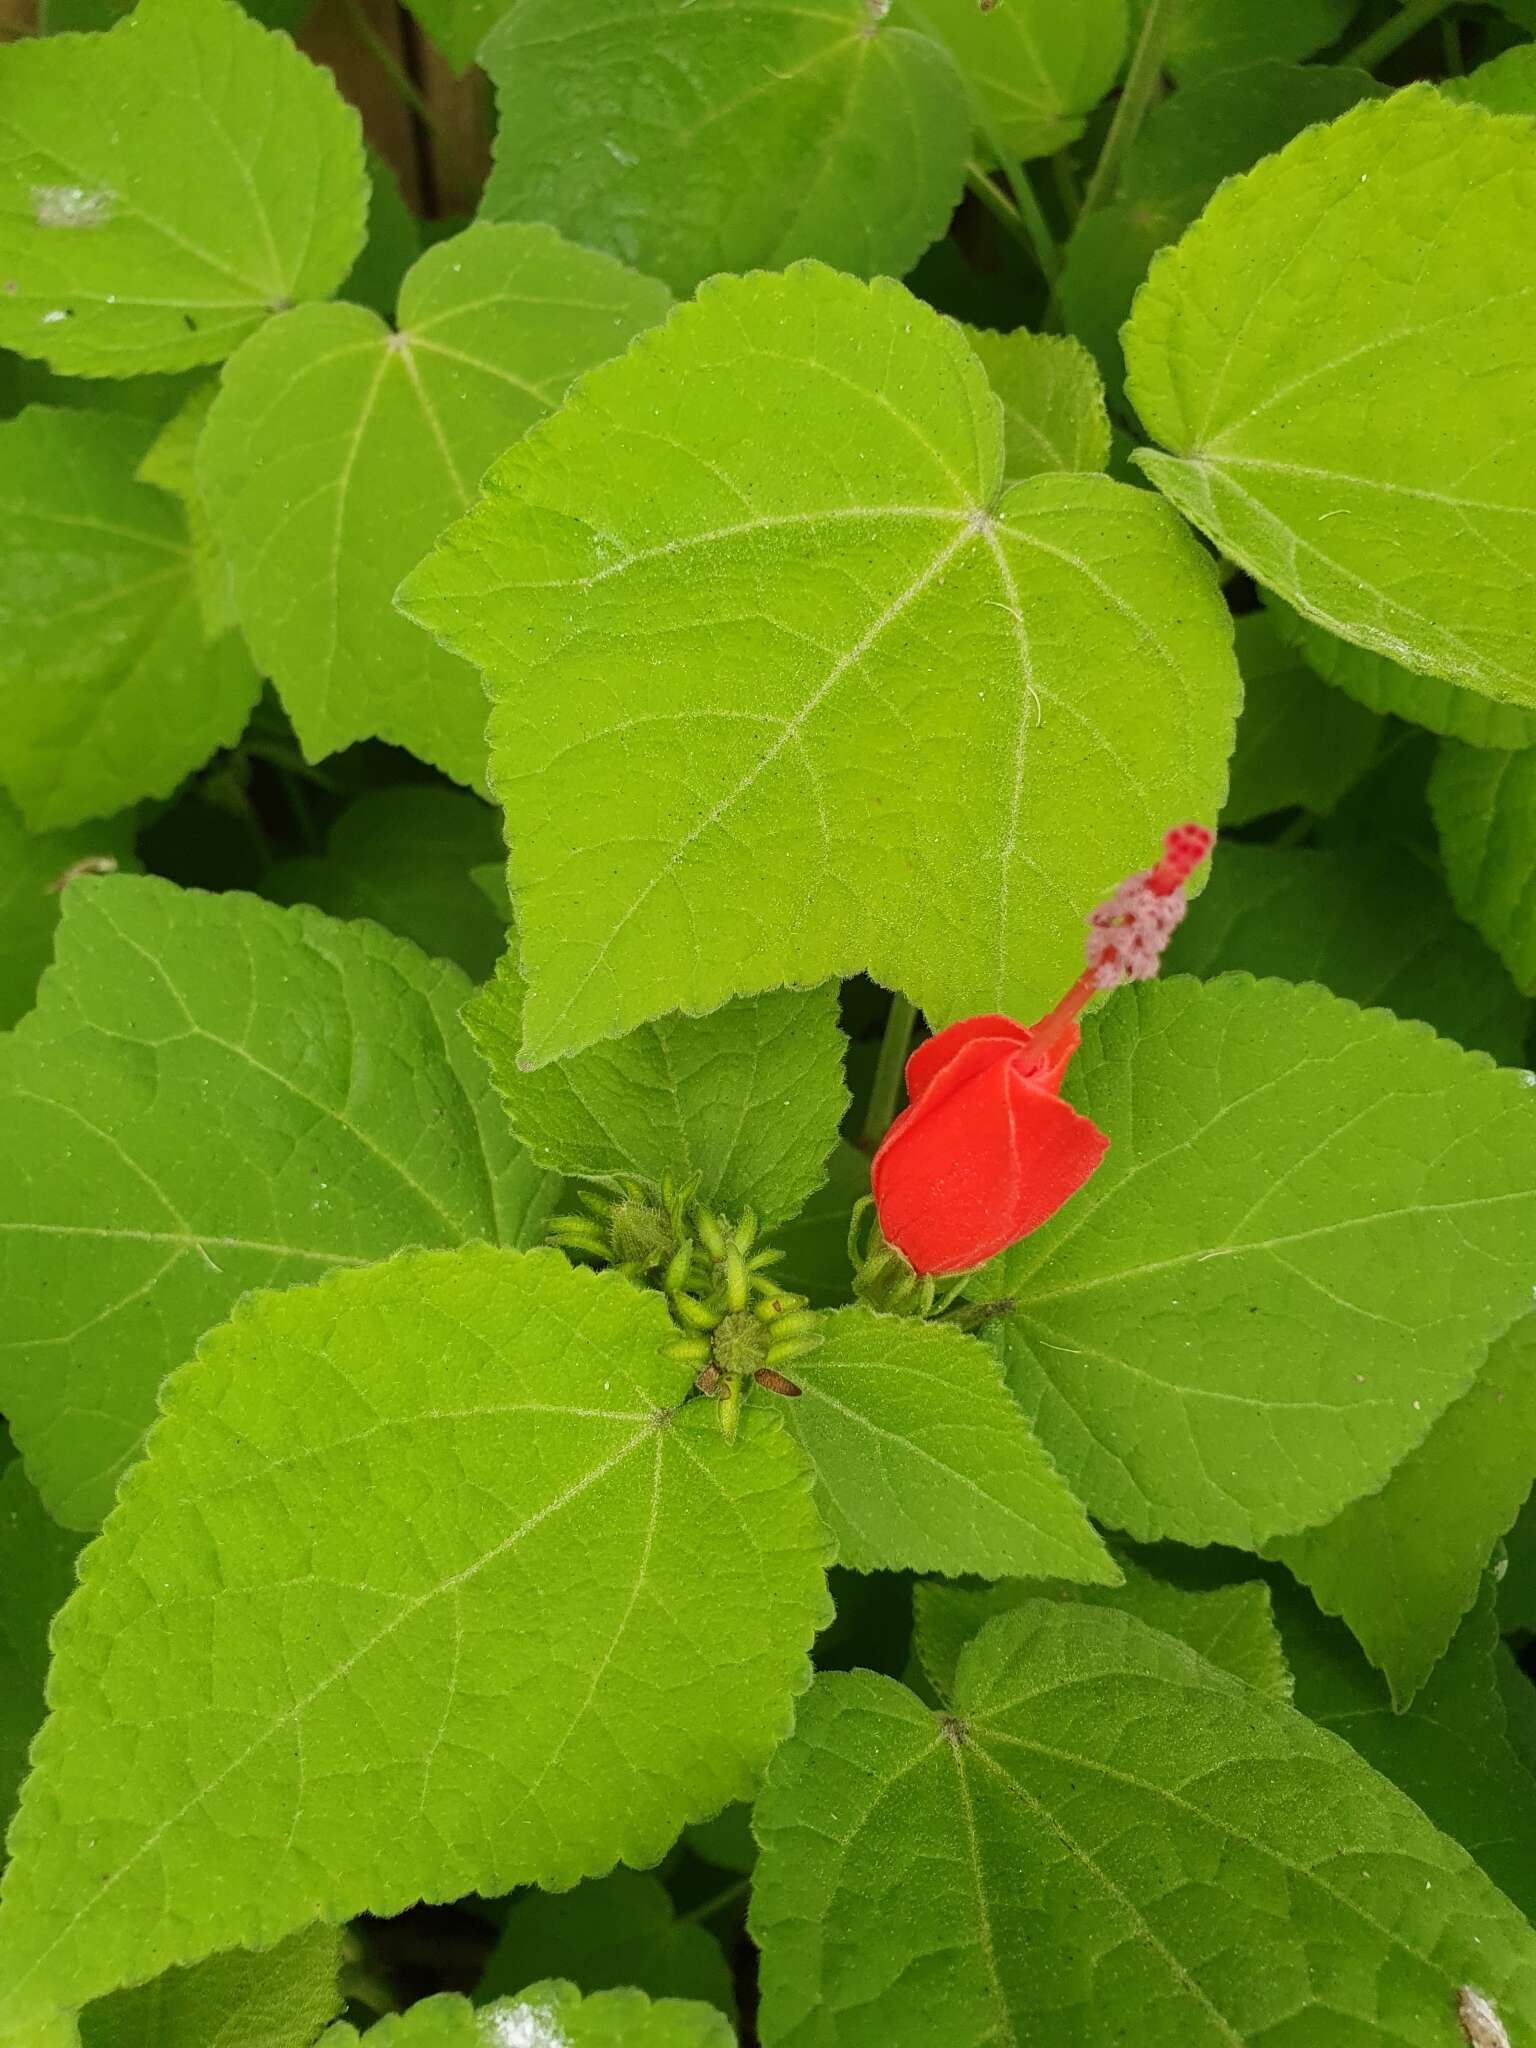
[39, 309, 69, 325]
[31, 183, 114, 228]
[1458, 1986, 1510, 2048]
[483, 2002, 569, 2048]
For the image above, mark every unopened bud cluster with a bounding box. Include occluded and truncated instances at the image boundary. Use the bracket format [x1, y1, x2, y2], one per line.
[548, 1176, 820, 1440]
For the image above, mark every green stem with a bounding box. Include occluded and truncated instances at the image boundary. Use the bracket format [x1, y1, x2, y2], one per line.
[1050, 147, 1083, 228]
[341, 0, 443, 137]
[861, 994, 917, 1151]
[1344, 0, 1454, 70]
[1078, 0, 1179, 223]
[964, 162, 1059, 283]
[679, 1877, 751, 1926]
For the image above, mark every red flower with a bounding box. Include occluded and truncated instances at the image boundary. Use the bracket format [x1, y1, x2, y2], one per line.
[871, 824, 1213, 1277]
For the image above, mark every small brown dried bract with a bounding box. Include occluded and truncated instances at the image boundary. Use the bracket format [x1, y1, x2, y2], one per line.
[46, 854, 118, 895]
[1459, 1987, 1510, 2048]
[754, 1367, 802, 1398]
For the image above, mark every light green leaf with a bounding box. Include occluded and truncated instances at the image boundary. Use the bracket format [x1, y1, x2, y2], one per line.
[0, 407, 258, 832]
[913, 1553, 1292, 1705]
[266, 785, 507, 983]
[0, 874, 556, 1529]
[342, 150, 421, 321]
[77, 1929, 345, 2048]
[783, 1306, 1113, 1582]
[773, 1142, 867, 1312]
[467, 961, 848, 1227]
[199, 222, 669, 788]
[1128, 90, 1536, 707]
[1166, 841, 1530, 1063]
[0, 799, 137, 1029]
[752, 1602, 1536, 2048]
[0, 0, 365, 376]
[136, 381, 237, 639]
[478, 1870, 733, 2014]
[1263, 590, 1536, 750]
[0, 1247, 830, 2023]
[1269, 1318, 1536, 1709]
[1430, 741, 1536, 993]
[1221, 611, 1382, 826]
[899, 0, 1127, 159]
[1277, 1575, 1536, 1923]
[323, 1982, 735, 2048]
[0, 1460, 82, 1827]
[1131, 0, 1357, 83]
[402, 263, 1239, 1067]
[1444, 43, 1536, 117]
[399, 0, 506, 72]
[478, 0, 969, 298]
[990, 975, 1536, 1549]
[1060, 60, 1381, 405]
[962, 325, 1109, 482]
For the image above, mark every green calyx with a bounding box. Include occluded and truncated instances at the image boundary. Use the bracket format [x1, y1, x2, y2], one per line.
[545, 1171, 699, 1281]
[847, 1197, 981, 1322]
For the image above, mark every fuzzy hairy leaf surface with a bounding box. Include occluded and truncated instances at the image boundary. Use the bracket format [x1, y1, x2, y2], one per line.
[200, 224, 669, 787]
[1128, 91, 1536, 706]
[912, 1555, 1292, 1706]
[781, 1307, 1113, 1582]
[1220, 613, 1382, 827]
[266, 786, 507, 983]
[467, 959, 847, 1226]
[478, 0, 969, 296]
[1277, 1576, 1536, 1924]
[1430, 741, 1536, 993]
[321, 1982, 735, 2047]
[477, 1869, 733, 2014]
[0, 799, 137, 1029]
[77, 1928, 345, 2048]
[0, 408, 258, 832]
[899, 0, 1127, 159]
[989, 976, 1536, 1549]
[0, 875, 555, 1529]
[962, 326, 1109, 482]
[1167, 841, 1529, 1063]
[1269, 1318, 1536, 1708]
[403, 264, 1238, 1067]
[0, 0, 365, 375]
[0, 1248, 831, 2024]
[752, 1602, 1536, 2047]
[1264, 592, 1536, 750]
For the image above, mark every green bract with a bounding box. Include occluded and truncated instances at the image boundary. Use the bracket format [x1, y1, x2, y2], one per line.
[199, 223, 670, 787]
[0, 1248, 831, 2025]
[0, 0, 366, 375]
[478, 0, 969, 296]
[1128, 90, 1536, 706]
[404, 263, 1238, 1065]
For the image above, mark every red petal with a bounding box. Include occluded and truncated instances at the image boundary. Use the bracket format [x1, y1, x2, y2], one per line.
[873, 1050, 1107, 1277]
[905, 1013, 1030, 1105]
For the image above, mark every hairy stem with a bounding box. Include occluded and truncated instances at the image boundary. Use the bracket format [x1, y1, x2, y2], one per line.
[861, 994, 917, 1151]
[1078, 0, 1179, 222]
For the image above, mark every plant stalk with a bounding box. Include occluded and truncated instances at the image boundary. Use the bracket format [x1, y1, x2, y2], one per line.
[861, 994, 917, 1151]
[1078, 0, 1179, 223]
[1344, 0, 1454, 70]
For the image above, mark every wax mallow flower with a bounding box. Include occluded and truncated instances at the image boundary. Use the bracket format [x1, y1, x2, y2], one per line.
[871, 824, 1213, 1278]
